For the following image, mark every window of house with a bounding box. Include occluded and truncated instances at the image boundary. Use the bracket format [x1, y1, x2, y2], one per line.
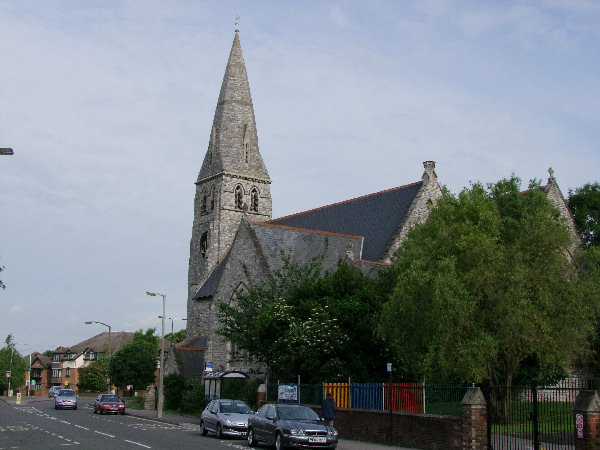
[52, 353, 60, 362]
[35, 384, 41, 391]
[66, 368, 70, 378]
[52, 369, 61, 378]
[89, 351, 96, 360]
[200, 232, 208, 259]
[235, 185, 243, 210]
[32, 368, 41, 377]
[250, 188, 259, 212]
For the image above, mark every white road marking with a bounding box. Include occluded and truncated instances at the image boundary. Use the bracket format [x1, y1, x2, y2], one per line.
[74, 424, 89, 430]
[124, 439, 151, 448]
[94, 431, 115, 438]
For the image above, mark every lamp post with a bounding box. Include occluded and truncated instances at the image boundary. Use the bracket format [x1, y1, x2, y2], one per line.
[158, 316, 187, 338]
[84, 321, 112, 392]
[0, 148, 14, 155]
[146, 291, 166, 419]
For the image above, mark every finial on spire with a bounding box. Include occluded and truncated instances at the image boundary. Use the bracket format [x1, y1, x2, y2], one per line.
[548, 167, 555, 182]
[235, 15, 240, 32]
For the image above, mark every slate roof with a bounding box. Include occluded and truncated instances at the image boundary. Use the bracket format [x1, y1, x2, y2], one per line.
[266, 182, 423, 262]
[55, 331, 135, 358]
[193, 255, 228, 300]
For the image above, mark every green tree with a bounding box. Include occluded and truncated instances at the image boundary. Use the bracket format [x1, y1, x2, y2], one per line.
[109, 329, 159, 392]
[568, 182, 600, 247]
[379, 176, 594, 389]
[165, 329, 186, 343]
[78, 360, 108, 392]
[218, 249, 392, 383]
[0, 334, 26, 393]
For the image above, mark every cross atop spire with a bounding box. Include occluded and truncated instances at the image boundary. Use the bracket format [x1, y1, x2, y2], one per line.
[235, 15, 240, 32]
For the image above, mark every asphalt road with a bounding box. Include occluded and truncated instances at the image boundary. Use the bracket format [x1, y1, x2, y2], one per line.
[0, 397, 247, 449]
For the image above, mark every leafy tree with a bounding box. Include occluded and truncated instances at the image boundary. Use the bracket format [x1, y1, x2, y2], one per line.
[568, 182, 600, 247]
[0, 334, 26, 394]
[218, 249, 393, 383]
[78, 360, 108, 392]
[165, 329, 186, 343]
[109, 329, 159, 392]
[379, 176, 594, 390]
[42, 350, 54, 358]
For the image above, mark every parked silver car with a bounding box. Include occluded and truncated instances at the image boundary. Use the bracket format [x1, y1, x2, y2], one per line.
[200, 399, 254, 438]
[54, 389, 78, 410]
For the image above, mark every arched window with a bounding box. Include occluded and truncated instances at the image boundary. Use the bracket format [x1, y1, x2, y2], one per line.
[250, 188, 259, 212]
[235, 185, 244, 210]
[201, 194, 207, 213]
[242, 124, 250, 163]
[200, 232, 208, 259]
[209, 126, 217, 165]
[210, 187, 215, 211]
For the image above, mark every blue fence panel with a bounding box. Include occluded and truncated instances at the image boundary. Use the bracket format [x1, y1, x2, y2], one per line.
[350, 383, 384, 410]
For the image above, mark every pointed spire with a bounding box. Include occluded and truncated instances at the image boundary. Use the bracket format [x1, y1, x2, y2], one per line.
[197, 31, 270, 183]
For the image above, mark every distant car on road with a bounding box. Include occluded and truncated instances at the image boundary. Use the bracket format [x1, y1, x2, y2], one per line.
[54, 389, 78, 410]
[93, 393, 126, 415]
[200, 399, 254, 438]
[247, 403, 338, 450]
[48, 386, 62, 398]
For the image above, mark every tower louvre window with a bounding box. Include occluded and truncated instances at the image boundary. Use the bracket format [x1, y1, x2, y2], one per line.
[242, 124, 249, 163]
[201, 194, 207, 213]
[250, 188, 259, 212]
[200, 232, 208, 259]
[235, 185, 244, 210]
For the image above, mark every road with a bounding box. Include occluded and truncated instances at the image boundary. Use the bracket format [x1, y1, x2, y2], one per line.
[0, 397, 247, 449]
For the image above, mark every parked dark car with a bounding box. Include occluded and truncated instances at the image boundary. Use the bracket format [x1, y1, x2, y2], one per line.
[247, 403, 338, 450]
[200, 399, 254, 438]
[93, 393, 126, 415]
[54, 389, 78, 410]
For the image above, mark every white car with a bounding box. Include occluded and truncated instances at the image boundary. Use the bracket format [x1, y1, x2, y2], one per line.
[48, 386, 62, 398]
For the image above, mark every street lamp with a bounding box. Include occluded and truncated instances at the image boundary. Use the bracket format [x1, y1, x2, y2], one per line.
[146, 291, 166, 419]
[0, 148, 14, 155]
[158, 316, 187, 338]
[84, 321, 112, 392]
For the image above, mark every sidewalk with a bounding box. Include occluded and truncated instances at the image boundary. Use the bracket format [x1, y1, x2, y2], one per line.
[1, 396, 418, 449]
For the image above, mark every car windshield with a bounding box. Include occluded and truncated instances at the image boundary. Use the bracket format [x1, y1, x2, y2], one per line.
[101, 395, 120, 402]
[220, 401, 253, 414]
[59, 390, 75, 397]
[277, 405, 319, 421]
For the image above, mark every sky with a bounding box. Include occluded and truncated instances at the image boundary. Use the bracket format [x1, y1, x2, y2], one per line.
[1, 0, 598, 356]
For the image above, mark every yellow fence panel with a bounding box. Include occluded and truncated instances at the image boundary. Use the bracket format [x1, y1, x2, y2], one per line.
[324, 382, 349, 409]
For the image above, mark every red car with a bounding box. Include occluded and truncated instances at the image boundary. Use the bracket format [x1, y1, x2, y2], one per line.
[93, 394, 126, 415]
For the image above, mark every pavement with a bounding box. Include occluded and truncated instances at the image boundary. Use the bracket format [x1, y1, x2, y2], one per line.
[1, 395, 418, 450]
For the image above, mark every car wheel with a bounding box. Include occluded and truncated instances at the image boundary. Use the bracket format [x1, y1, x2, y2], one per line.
[199, 420, 207, 436]
[55, 405, 58, 410]
[247, 427, 258, 447]
[275, 432, 285, 450]
[216, 423, 223, 439]
[74, 406, 77, 410]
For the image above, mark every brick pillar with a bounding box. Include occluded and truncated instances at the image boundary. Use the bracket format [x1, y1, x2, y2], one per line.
[257, 383, 267, 408]
[144, 385, 156, 410]
[461, 387, 488, 450]
[573, 390, 600, 449]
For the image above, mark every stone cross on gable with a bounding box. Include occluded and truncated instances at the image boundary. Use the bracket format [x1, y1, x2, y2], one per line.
[548, 167, 555, 182]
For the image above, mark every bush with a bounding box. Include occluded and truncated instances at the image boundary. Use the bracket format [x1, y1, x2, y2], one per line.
[181, 378, 204, 414]
[221, 378, 262, 410]
[164, 373, 185, 411]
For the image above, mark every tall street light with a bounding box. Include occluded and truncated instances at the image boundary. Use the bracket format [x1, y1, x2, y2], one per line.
[0, 148, 14, 155]
[85, 321, 112, 393]
[158, 316, 187, 337]
[146, 291, 166, 419]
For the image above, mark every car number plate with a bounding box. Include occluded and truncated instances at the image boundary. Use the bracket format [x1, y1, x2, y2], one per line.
[308, 437, 326, 443]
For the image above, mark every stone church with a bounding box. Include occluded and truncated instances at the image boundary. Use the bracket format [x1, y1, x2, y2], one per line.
[169, 31, 579, 381]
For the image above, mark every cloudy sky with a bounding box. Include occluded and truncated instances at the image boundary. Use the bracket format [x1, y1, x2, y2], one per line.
[1, 0, 598, 355]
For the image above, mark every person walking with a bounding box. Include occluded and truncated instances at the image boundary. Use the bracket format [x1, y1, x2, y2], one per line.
[321, 392, 336, 427]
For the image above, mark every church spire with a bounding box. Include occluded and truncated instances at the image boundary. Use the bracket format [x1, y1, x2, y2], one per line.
[197, 30, 270, 183]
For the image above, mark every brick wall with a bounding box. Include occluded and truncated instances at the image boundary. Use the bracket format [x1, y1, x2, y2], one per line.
[312, 404, 462, 449]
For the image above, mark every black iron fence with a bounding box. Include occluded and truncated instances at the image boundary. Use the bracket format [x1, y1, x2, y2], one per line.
[480, 378, 593, 450]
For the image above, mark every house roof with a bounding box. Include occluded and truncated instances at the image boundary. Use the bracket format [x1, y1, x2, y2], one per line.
[266, 182, 423, 261]
[55, 331, 135, 357]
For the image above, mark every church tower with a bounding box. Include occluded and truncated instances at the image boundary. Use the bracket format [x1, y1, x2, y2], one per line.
[187, 30, 272, 333]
